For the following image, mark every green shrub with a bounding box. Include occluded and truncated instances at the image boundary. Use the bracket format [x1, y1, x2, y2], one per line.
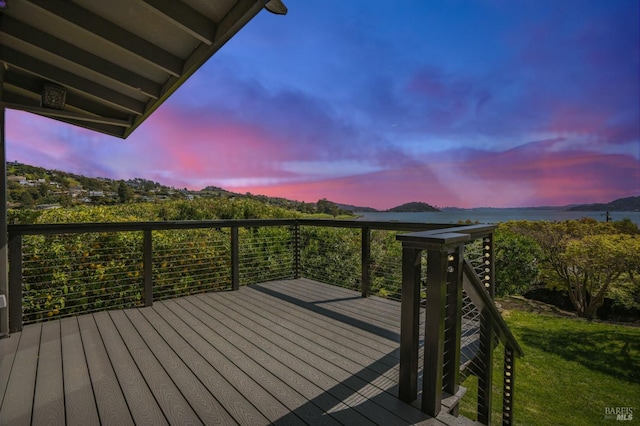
[494, 226, 542, 296]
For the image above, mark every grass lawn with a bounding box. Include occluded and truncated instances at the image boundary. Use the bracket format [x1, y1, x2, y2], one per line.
[459, 300, 640, 425]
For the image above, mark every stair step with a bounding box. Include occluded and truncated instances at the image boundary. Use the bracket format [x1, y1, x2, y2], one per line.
[441, 386, 467, 414]
[412, 386, 478, 424]
[436, 412, 483, 426]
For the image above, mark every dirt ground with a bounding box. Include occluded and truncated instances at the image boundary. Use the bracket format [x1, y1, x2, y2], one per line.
[496, 295, 640, 327]
[496, 295, 577, 318]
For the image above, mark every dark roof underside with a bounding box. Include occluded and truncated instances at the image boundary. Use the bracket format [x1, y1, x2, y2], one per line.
[0, 0, 271, 138]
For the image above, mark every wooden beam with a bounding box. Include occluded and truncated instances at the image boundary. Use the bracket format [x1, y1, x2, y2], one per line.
[137, 0, 217, 45]
[30, 0, 183, 77]
[2, 72, 132, 123]
[0, 16, 161, 99]
[123, 0, 266, 138]
[2, 102, 131, 128]
[2, 47, 146, 115]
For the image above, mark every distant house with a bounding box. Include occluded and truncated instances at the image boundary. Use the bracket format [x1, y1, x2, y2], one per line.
[89, 191, 105, 197]
[8, 175, 27, 185]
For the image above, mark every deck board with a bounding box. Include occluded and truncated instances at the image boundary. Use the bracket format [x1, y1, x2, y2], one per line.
[0, 324, 20, 410]
[92, 311, 167, 426]
[158, 300, 298, 425]
[32, 320, 65, 426]
[77, 314, 134, 425]
[156, 300, 335, 425]
[128, 308, 233, 424]
[137, 306, 265, 425]
[105, 310, 202, 425]
[190, 292, 394, 424]
[59, 317, 100, 426]
[1, 322, 41, 426]
[0, 279, 452, 425]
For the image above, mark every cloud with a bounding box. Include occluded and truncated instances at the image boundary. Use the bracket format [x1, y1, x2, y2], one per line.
[5, 0, 638, 210]
[228, 138, 640, 209]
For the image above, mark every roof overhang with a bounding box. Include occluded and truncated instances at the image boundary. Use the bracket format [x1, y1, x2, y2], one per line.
[0, 0, 286, 138]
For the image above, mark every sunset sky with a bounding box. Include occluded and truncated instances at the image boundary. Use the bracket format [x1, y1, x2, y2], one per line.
[6, 0, 640, 209]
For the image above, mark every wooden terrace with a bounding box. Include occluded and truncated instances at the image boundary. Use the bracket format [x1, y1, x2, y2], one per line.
[0, 278, 478, 425]
[2, 219, 522, 425]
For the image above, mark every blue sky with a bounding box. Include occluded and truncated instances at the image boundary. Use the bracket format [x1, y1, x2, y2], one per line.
[7, 0, 639, 208]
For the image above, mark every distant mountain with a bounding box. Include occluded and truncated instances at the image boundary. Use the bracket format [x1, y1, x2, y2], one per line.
[335, 202, 378, 212]
[566, 196, 640, 212]
[387, 201, 440, 212]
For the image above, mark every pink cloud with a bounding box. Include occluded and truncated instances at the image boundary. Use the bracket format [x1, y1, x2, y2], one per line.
[227, 138, 639, 209]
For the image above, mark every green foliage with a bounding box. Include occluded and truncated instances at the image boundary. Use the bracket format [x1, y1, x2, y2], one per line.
[22, 231, 144, 322]
[300, 226, 361, 291]
[6, 162, 356, 216]
[316, 198, 341, 217]
[15, 198, 304, 321]
[494, 226, 542, 296]
[238, 226, 295, 284]
[152, 228, 232, 299]
[503, 219, 640, 318]
[370, 229, 403, 298]
[117, 181, 135, 203]
[561, 234, 640, 318]
[8, 209, 42, 224]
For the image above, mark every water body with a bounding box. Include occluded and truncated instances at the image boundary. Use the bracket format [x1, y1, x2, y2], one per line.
[354, 209, 640, 225]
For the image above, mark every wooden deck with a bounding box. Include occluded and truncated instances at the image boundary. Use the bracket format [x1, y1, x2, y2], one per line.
[0, 278, 471, 425]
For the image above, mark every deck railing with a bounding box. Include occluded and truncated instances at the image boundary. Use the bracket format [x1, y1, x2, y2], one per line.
[397, 225, 524, 425]
[7, 218, 521, 424]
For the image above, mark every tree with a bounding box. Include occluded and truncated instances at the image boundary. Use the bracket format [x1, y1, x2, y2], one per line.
[117, 181, 134, 203]
[561, 234, 640, 318]
[507, 219, 640, 318]
[317, 198, 339, 217]
[20, 190, 35, 208]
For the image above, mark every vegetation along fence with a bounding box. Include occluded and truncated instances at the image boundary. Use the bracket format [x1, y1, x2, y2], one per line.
[7, 218, 522, 424]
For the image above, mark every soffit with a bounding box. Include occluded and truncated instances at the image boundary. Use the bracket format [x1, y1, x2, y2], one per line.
[0, 0, 279, 138]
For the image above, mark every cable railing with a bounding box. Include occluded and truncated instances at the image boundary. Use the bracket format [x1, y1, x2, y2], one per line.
[152, 228, 231, 301]
[8, 219, 442, 328]
[238, 225, 295, 285]
[7, 218, 521, 424]
[299, 225, 362, 291]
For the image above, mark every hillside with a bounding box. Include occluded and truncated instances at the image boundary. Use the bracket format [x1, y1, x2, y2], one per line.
[387, 201, 440, 212]
[566, 196, 640, 212]
[335, 202, 378, 212]
[5, 162, 351, 216]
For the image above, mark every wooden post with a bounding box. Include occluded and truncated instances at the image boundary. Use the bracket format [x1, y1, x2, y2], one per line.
[399, 246, 421, 403]
[231, 226, 239, 290]
[477, 321, 495, 423]
[143, 229, 153, 307]
[443, 245, 464, 409]
[361, 226, 370, 297]
[422, 246, 448, 416]
[0, 106, 8, 336]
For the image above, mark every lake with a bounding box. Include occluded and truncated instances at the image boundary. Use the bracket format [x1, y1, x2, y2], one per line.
[354, 209, 640, 225]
